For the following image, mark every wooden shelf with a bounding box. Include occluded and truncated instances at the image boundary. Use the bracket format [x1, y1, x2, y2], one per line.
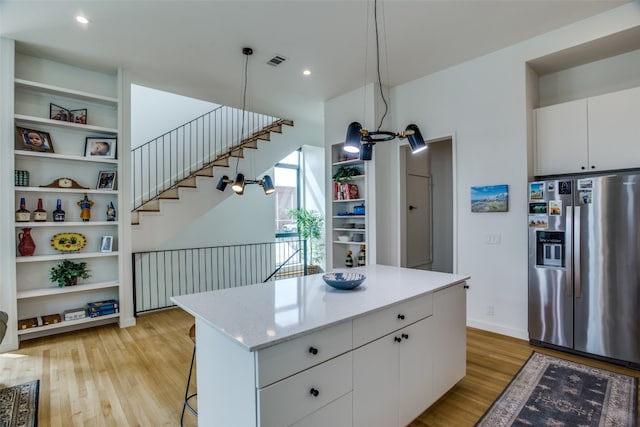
[15, 78, 119, 106]
[16, 251, 119, 263]
[17, 281, 119, 299]
[15, 150, 118, 164]
[17, 313, 119, 336]
[15, 186, 117, 195]
[15, 114, 118, 134]
[333, 215, 365, 219]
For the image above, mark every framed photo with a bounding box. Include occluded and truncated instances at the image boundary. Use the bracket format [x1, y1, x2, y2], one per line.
[50, 103, 70, 122]
[85, 137, 116, 159]
[100, 236, 113, 253]
[15, 126, 54, 153]
[97, 171, 117, 190]
[470, 184, 509, 213]
[70, 109, 88, 124]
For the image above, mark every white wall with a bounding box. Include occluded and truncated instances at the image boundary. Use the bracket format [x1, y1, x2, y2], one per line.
[131, 84, 220, 148]
[326, 2, 640, 340]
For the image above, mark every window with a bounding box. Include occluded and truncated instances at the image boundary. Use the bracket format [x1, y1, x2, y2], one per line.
[274, 149, 300, 237]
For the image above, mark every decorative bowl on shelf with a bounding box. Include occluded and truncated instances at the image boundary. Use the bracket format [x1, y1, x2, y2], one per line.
[322, 272, 366, 290]
[337, 235, 350, 242]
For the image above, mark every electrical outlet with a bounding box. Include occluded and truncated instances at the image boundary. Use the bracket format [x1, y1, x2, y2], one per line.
[487, 305, 495, 316]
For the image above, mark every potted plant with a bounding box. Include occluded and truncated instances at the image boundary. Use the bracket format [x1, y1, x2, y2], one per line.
[332, 166, 361, 184]
[288, 208, 324, 274]
[50, 259, 91, 287]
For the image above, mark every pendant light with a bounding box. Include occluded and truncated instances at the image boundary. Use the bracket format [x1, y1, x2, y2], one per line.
[344, 0, 427, 160]
[216, 47, 275, 196]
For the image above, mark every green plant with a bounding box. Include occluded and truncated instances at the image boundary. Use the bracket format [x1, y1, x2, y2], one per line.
[288, 208, 324, 267]
[332, 166, 361, 184]
[50, 259, 91, 287]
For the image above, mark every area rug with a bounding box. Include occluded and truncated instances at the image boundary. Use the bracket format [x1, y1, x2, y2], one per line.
[0, 380, 39, 427]
[476, 352, 638, 427]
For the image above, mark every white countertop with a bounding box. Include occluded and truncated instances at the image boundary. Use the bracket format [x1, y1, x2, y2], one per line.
[171, 264, 469, 351]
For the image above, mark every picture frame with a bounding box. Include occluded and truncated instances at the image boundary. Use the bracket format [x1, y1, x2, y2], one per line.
[70, 109, 88, 124]
[100, 236, 113, 253]
[50, 103, 70, 122]
[15, 126, 55, 153]
[470, 184, 509, 213]
[96, 171, 117, 190]
[85, 137, 116, 159]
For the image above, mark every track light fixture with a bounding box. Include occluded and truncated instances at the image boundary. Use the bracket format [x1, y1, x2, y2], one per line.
[344, 0, 427, 161]
[216, 174, 275, 195]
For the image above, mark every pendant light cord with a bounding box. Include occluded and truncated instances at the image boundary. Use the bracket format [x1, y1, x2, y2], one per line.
[374, 0, 388, 132]
[235, 50, 250, 176]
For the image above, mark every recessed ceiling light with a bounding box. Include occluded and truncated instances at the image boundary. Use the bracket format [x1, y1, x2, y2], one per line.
[75, 16, 89, 24]
[303, 69, 311, 76]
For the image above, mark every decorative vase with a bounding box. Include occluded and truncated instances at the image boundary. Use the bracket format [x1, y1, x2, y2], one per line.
[17, 227, 36, 256]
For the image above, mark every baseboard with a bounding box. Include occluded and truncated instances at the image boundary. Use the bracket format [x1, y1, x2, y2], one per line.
[467, 318, 528, 341]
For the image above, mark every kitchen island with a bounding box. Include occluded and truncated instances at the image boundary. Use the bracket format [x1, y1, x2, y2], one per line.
[172, 264, 470, 427]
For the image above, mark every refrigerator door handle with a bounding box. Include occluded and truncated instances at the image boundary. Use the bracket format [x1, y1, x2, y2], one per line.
[574, 206, 581, 298]
[566, 206, 573, 297]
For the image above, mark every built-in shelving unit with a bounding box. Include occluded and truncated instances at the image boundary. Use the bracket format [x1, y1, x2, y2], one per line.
[330, 143, 368, 268]
[11, 53, 122, 340]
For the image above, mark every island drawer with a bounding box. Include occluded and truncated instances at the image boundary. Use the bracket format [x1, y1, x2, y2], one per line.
[353, 292, 433, 347]
[255, 320, 352, 387]
[258, 352, 352, 427]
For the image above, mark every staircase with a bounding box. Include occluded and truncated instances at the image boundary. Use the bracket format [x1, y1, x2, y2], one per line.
[131, 105, 293, 226]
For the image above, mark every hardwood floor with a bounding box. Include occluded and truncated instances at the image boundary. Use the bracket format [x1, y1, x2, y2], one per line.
[1, 308, 638, 426]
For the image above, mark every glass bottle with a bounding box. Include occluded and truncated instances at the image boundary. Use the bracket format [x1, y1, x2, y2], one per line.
[15, 197, 31, 222]
[345, 250, 354, 268]
[53, 199, 65, 222]
[357, 244, 366, 267]
[32, 198, 47, 222]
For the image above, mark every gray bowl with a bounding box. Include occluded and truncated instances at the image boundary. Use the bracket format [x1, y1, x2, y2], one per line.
[322, 272, 366, 290]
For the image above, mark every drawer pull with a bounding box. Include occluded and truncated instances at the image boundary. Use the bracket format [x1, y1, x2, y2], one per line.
[394, 336, 402, 343]
[397, 314, 405, 320]
[308, 346, 318, 355]
[309, 388, 319, 397]
[402, 333, 409, 340]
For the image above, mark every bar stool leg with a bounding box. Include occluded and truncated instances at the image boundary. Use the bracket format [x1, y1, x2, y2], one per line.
[180, 345, 197, 426]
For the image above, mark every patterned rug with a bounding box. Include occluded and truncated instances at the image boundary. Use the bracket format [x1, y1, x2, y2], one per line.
[476, 352, 638, 427]
[0, 380, 39, 427]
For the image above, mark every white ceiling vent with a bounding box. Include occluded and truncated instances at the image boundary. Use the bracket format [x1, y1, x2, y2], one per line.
[267, 55, 287, 67]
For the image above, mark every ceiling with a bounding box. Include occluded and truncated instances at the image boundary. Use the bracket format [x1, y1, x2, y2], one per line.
[0, 0, 631, 124]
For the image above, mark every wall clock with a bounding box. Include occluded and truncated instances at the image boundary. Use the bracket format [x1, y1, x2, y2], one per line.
[40, 177, 88, 189]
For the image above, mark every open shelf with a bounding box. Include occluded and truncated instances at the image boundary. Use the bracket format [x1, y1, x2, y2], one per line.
[15, 150, 118, 164]
[16, 251, 119, 263]
[17, 281, 119, 300]
[15, 186, 117, 195]
[17, 313, 120, 336]
[15, 114, 118, 134]
[15, 221, 117, 228]
[15, 78, 119, 106]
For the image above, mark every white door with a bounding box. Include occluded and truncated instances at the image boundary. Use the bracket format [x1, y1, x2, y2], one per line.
[406, 174, 431, 269]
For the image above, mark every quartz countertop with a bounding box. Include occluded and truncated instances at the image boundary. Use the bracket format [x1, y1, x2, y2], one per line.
[171, 264, 469, 351]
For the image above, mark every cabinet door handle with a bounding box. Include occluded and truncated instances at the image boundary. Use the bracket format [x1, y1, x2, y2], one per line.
[397, 314, 405, 320]
[402, 333, 409, 340]
[309, 388, 319, 397]
[308, 346, 318, 355]
[464, 284, 469, 289]
[394, 336, 402, 343]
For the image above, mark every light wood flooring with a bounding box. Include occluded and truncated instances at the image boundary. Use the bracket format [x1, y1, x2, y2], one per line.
[1, 308, 638, 426]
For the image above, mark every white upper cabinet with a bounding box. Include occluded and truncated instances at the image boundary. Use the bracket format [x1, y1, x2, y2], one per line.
[535, 86, 640, 176]
[534, 99, 588, 176]
[587, 86, 640, 172]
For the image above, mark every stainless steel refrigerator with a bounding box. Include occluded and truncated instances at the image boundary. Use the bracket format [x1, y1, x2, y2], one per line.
[528, 172, 640, 367]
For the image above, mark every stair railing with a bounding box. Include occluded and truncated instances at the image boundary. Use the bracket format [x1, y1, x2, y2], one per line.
[132, 239, 308, 315]
[131, 106, 281, 211]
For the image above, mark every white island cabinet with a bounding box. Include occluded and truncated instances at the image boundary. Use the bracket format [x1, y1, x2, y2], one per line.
[172, 264, 469, 427]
